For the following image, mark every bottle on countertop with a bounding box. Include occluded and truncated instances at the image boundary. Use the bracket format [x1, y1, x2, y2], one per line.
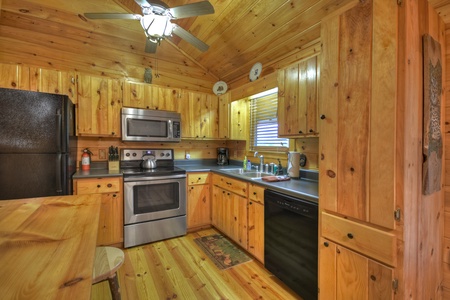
[277, 159, 283, 175]
[247, 159, 252, 171]
[243, 156, 247, 169]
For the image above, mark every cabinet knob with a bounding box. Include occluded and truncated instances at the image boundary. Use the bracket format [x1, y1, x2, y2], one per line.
[253, 192, 257, 195]
[324, 242, 329, 247]
[347, 233, 354, 239]
[97, 184, 101, 188]
[249, 201, 253, 205]
[320, 114, 326, 119]
[113, 194, 117, 198]
[111, 132, 115, 135]
[298, 130, 303, 134]
[309, 129, 313, 133]
[107, 183, 112, 188]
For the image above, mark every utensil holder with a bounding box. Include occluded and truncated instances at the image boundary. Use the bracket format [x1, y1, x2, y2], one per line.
[108, 161, 120, 171]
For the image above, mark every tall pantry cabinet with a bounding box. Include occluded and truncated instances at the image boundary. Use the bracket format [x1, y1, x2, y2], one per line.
[318, 0, 444, 299]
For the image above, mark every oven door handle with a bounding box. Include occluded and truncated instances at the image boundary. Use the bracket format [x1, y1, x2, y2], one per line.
[123, 174, 186, 182]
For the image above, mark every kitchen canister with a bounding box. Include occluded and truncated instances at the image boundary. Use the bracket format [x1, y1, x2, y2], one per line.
[287, 152, 301, 178]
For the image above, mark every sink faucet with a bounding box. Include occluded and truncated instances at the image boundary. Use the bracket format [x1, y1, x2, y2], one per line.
[254, 152, 264, 171]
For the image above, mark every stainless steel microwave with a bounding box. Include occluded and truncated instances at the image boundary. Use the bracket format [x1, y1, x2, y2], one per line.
[121, 107, 181, 142]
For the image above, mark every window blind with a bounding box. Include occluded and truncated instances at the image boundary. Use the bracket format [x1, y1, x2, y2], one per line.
[249, 88, 289, 151]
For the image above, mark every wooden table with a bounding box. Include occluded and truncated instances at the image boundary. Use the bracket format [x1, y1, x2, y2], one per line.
[0, 194, 101, 299]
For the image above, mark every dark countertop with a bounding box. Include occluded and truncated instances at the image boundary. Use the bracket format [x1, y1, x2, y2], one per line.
[178, 159, 319, 203]
[72, 159, 319, 203]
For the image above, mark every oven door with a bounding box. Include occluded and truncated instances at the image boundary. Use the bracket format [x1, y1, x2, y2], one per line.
[124, 175, 186, 225]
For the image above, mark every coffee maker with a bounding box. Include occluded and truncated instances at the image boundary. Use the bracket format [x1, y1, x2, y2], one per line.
[217, 147, 229, 165]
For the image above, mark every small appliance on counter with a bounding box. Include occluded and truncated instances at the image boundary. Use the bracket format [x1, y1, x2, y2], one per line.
[217, 147, 229, 165]
[287, 152, 301, 178]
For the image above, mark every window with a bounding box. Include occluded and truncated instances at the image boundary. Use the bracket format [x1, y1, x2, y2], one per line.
[249, 88, 289, 152]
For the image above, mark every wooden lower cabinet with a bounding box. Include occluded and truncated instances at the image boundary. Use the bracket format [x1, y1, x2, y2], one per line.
[212, 185, 248, 249]
[248, 183, 264, 263]
[187, 172, 211, 230]
[73, 177, 123, 246]
[211, 174, 265, 262]
[319, 237, 394, 299]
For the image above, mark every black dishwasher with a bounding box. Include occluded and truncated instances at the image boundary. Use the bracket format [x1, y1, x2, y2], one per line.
[264, 189, 318, 300]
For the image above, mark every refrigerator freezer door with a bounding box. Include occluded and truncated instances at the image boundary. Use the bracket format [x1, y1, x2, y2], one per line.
[0, 154, 71, 200]
[0, 88, 73, 154]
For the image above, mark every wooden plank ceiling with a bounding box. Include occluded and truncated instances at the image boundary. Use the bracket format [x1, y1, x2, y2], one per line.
[1, 0, 449, 93]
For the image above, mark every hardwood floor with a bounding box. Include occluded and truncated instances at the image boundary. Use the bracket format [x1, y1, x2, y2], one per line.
[91, 228, 302, 299]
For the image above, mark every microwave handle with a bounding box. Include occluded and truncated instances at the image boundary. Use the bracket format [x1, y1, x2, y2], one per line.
[168, 120, 173, 138]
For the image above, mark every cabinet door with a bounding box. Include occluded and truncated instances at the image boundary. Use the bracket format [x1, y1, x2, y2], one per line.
[218, 93, 230, 139]
[97, 193, 124, 246]
[278, 56, 318, 137]
[229, 99, 248, 140]
[178, 91, 218, 139]
[123, 82, 179, 111]
[248, 199, 264, 263]
[77, 75, 122, 137]
[319, 0, 397, 229]
[228, 192, 248, 249]
[211, 186, 225, 232]
[187, 184, 211, 229]
[319, 238, 394, 300]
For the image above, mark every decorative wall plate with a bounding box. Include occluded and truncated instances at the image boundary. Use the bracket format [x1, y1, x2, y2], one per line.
[213, 81, 228, 95]
[249, 62, 263, 81]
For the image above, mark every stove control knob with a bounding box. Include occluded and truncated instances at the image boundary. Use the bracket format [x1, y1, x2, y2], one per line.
[160, 153, 165, 157]
[166, 153, 170, 157]
[132, 153, 137, 157]
[125, 153, 130, 157]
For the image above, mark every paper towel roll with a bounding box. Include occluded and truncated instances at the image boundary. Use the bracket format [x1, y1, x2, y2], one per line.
[288, 152, 300, 178]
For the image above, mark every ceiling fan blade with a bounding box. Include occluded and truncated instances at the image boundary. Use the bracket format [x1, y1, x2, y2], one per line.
[145, 39, 158, 53]
[84, 13, 141, 20]
[134, 0, 154, 8]
[169, 1, 214, 19]
[172, 25, 209, 52]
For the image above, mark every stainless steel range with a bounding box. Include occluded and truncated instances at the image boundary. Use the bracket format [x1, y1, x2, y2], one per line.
[121, 148, 186, 248]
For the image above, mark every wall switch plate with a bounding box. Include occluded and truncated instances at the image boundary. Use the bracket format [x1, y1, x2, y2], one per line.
[98, 148, 106, 160]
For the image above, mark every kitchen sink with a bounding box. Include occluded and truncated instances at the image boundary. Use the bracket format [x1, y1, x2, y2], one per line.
[220, 168, 273, 179]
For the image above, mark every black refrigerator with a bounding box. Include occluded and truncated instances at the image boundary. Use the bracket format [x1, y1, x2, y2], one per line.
[0, 88, 78, 200]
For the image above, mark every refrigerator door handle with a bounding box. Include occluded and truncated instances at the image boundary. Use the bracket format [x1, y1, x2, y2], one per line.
[56, 154, 63, 194]
[56, 109, 62, 153]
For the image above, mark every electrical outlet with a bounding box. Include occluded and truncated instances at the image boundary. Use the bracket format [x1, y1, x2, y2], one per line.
[98, 148, 106, 160]
[185, 153, 190, 159]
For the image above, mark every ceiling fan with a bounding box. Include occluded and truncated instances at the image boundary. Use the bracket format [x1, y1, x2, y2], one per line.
[84, 0, 214, 53]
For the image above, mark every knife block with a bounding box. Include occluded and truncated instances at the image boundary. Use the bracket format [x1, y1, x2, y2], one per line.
[108, 161, 120, 171]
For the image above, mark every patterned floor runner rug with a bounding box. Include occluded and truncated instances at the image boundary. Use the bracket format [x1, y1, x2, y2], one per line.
[194, 234, 252, 270]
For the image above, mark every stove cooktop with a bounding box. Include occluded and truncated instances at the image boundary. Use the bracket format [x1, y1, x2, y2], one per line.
[121, 166, 186, 177]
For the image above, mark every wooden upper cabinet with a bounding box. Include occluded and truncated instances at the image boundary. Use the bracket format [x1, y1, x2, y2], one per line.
[278, 55, 319, 137]
[77, 75, 122, 137]
[123, 81, 180, 111]
[178, 91, 219, 139]
[229, 98, 248, 140]
[218, 93, 230, 139]
[319, 0, 397, 230]
[0, 64, 77, 102]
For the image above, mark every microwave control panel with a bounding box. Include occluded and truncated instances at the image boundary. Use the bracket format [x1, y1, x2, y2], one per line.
[121, 149, 174, 161]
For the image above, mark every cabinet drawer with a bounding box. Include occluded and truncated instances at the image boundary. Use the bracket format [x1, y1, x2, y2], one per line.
[321, 211, 396, 267]
[76, 178, 121, 195]
[212, 174, 247, 197]
[187, 172, 210, 185]
[248, 183, 264, 204]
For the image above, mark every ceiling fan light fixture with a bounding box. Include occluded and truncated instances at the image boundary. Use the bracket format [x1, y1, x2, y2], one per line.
[140, 14, 173, 40]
